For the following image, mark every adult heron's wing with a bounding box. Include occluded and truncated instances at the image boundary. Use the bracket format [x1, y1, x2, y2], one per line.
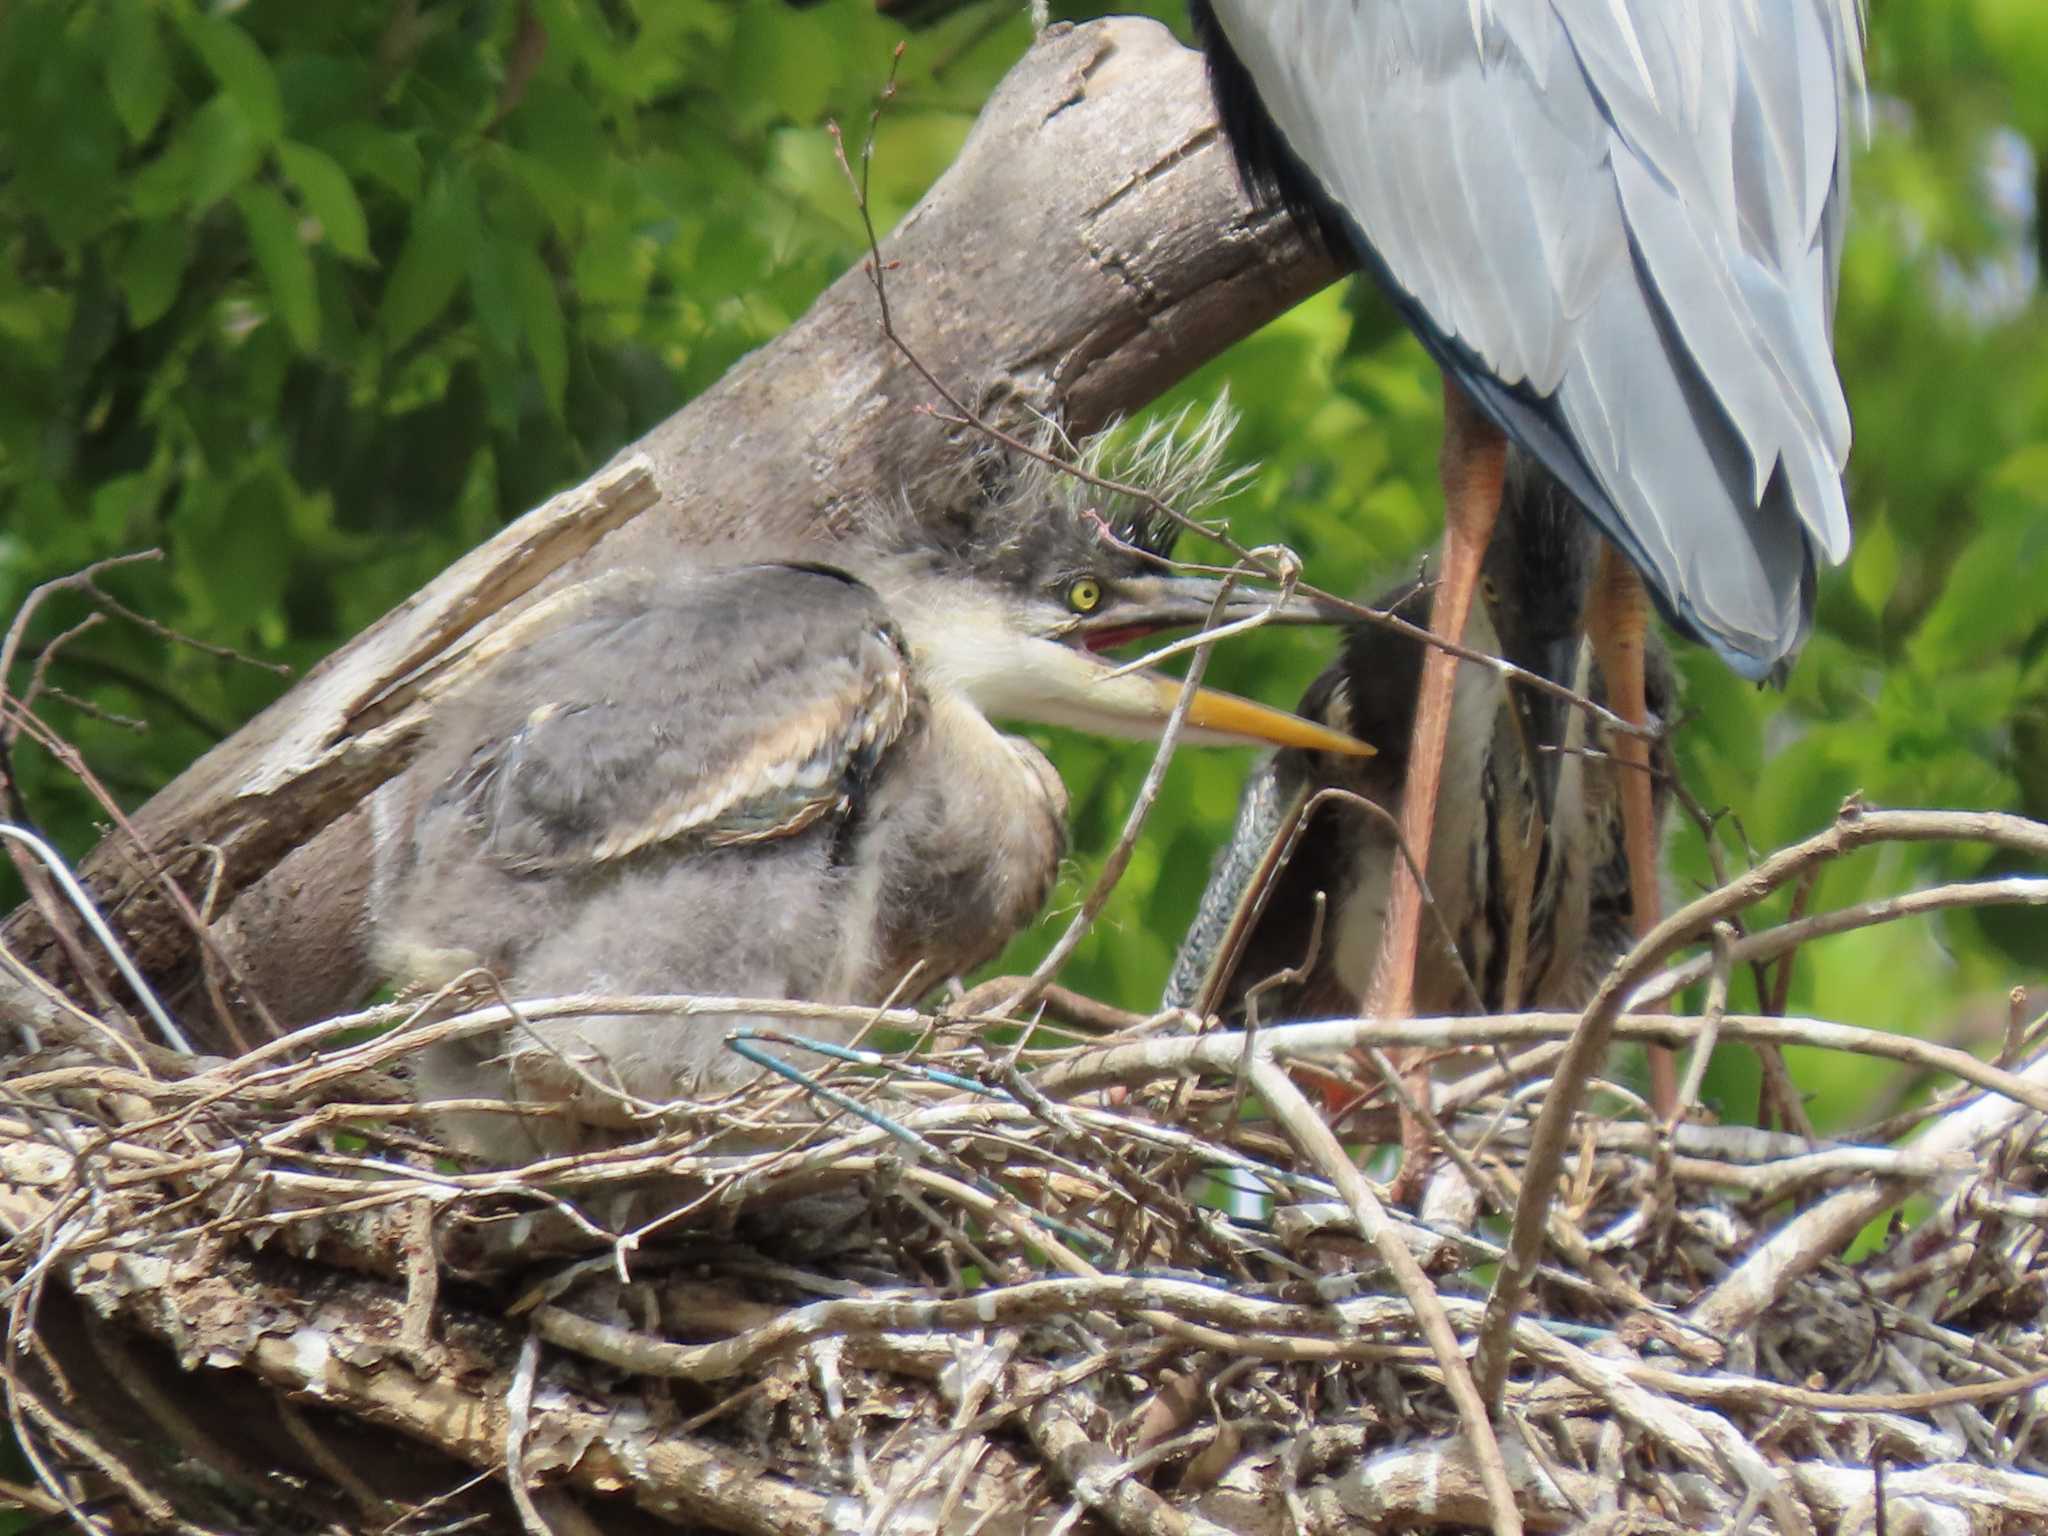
[428, 565, 916, 874]
[1204, 0, 1864, 676]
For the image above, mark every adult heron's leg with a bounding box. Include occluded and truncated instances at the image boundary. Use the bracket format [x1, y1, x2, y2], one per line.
[1365, 384, 1503, 1196]
[1588, 545, 1676, 1116]
[1366, 380, 1504, 1025]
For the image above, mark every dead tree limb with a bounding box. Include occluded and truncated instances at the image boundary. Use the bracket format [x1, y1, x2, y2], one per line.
[1, 18, 1340, 1046]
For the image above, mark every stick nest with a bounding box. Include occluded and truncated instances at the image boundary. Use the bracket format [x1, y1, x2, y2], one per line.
[6, 799, 2048, 1536]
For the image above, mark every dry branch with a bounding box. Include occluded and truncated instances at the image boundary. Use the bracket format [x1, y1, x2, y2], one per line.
[0, 17, 1338, 1046]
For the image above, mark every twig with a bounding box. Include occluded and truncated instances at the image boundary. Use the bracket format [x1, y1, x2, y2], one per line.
[0, 554, 166, 738]
[505, 1332, 551, 1536]
[530, 1276, 1452, 1383]
[1768, 867, 1822, 1016]
[0, 823, 189, 1053]
[1001, 571, 1238, 1023]
[1631, 876, 2048, 1011]
[1691, 1048, 2048, 1338]
[19, 614, 110, 723]
[1029, 1007, 2048, 1119]
[1246, 1058, 1524, 1536]
[2, 706, 270, 1050]
[2001, 985, 2031, 1069]
[949, 978, 1157, 1037]
[1671, 922, 1737, 1122]
[1027, 1390, 1238, 1536]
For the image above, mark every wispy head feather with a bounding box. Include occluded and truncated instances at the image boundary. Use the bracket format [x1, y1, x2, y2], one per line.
[1012, 394, 1251, 561]
[868, 394, 1251, 583]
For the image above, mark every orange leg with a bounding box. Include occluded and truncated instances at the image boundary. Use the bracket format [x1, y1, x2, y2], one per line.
[1366, 380, 1505, 1023]
[1364, 381, 1504, 1194]
[1587, 545, 1675, 1117]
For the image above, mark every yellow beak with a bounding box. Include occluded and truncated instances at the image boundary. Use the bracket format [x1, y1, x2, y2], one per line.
[1146, 674, 1375, 757]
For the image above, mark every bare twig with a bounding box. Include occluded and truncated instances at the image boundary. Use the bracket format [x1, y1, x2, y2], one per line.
[1247, 1058, 1524, 1536]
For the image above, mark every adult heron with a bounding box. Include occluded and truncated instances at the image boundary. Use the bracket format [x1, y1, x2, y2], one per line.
[1192, 2, 1863, 1105]
[1168, 458, 1677, 1044]
[373, 413, 1369, 1161]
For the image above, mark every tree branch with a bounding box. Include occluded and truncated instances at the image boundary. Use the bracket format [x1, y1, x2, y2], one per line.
[3, 17, 1339, 1045]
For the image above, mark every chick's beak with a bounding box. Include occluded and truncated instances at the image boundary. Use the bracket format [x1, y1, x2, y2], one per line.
[927, 575, 1368, 756]
[1046, 575, 1367, 755]
[1067, 575, 1343, 653]
[1150, 672, 1377, 756]
[1010, 638, 1373, 757]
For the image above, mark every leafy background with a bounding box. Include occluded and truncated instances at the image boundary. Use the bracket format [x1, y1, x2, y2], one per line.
[1, 0, 2043, 1133]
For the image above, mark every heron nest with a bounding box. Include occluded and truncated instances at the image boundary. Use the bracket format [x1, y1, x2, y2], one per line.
[3, 797, 2048, 1536]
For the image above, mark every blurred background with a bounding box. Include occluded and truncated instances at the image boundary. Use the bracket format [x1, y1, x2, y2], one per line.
[0, 0, 2042, 1129]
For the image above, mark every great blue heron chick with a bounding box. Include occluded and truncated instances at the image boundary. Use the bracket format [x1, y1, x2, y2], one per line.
[375, 409, 1368, 1161]
[1167, 456, 1678, 1028]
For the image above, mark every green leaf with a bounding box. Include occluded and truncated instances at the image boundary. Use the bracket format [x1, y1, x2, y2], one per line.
[172, 468, 295, 645]
[117, 219, 192, 328]
[510, 245, 567, 416]
[236, 184, 319, 349]
[277, 140, 369, 261]
[184, 95, 266, 212]
[0, 10, 122, 247]
[1847, 509, 1899, 621]
[729, 6, 842, 124]
[1909, 456, 2048, 671]
[106, 0, 172, 144]
[128, 128, 197, 219]
[89, 470, 164, 540]
[317, 124, 422, 202]
[465, 236, 521, 356]
[495, 146, 586, 239]
[179, 14, 284, 144]
[504, 81, 604, 233]
[378, 166, 478, 351]
[571, 227, 646, 310]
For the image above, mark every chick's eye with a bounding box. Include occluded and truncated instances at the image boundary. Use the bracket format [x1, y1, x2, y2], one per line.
[1480, 576, 1500, 604]
[1066, 578, 1103, 613]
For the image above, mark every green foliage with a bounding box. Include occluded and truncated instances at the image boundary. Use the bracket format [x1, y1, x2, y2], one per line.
[2, 0, 2043, 1133]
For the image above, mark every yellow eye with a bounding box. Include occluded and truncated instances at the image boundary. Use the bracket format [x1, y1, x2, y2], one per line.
[1066, 578, 1103, 613]
[1480, 576, 1500, 605]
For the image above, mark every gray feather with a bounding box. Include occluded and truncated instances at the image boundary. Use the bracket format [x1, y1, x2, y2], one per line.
[380, 562, 1062, 1163]
[1206, 0, 1864, 671]
[421, 567, 911, 874]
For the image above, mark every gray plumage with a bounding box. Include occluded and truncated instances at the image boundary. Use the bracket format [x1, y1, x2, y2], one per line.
[1167, 456, 1678, 1023]
[376, 564, 1058, 1160]
[1194, 0, 1865, 679]
[374, 405, 1367, 1162]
